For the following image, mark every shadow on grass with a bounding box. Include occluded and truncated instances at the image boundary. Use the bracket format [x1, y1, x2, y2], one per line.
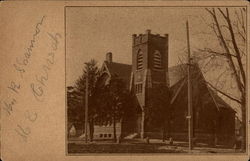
[68, 142, 185, 153]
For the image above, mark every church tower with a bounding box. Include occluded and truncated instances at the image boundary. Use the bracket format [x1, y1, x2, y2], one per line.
[130, 29, 169, 138]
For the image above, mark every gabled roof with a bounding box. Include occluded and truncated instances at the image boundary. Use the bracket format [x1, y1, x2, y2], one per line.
[103, 61, 132, 87]
[169, 63, 235, 112]
[207, 86, 235, 112]
[168, 64, 187, 87]
[99, 59, 234, 112]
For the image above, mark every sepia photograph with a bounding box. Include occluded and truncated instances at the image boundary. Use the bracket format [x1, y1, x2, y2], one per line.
[65, 6, 247, 154]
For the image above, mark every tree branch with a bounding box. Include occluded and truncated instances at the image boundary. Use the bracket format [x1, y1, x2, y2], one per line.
[198, 48, 237, 58]
[218, 8, 228, 20]
[240, 8, 246, 34]
[205, 8, 215, 16]
[214, 68, 229, 87]
[209, 8, 244, 94]
[205, 80, 242, 104]
[195, 62, 242, 105]
[223, 8, 246, 88]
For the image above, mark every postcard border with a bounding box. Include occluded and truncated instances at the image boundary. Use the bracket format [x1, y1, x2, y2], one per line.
[65, 5, 249, 156]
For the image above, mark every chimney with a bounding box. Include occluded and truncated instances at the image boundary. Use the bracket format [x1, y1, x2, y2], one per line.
[146, 29, 151, 34]
[132, 34, 137, 46]
[106, 52, 112, 63]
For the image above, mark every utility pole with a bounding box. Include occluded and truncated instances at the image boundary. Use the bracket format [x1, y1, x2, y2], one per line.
[84, 70, 89, 143]
[186, 20, 193, 151]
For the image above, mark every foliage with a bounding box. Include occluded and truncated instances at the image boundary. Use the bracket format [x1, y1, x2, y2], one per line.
[67, 86, 84, 127]
[67, 59, 100, 139]
[68, 59, 134, 142]
[100, 75, 133, 141]
[74, 59, 100, 120]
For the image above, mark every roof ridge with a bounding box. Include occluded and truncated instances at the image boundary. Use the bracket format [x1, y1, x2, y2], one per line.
[104, 60, 131, 66]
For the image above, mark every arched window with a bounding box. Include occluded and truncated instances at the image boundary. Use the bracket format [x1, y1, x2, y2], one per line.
[153, 50, 162, 69]
[137, 49, 143, 70]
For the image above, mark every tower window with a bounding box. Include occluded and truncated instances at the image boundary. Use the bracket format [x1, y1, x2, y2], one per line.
[153, 50, 162, 69]
[135, 83, 143, 94]
[137, 50, 143, 70]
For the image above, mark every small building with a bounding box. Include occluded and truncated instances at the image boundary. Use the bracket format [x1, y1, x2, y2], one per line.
[93, 123, 121, 140]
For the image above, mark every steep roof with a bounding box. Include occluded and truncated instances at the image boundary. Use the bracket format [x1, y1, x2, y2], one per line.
[207, 86, 235, 112]
[100, 60, 234, 112]
[169, 63, 235, 112]
[103, 61, 132, 87]
[168, 64, 187, 87]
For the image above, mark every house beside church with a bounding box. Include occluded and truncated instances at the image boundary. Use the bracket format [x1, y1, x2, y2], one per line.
[90, 30, 236, 146]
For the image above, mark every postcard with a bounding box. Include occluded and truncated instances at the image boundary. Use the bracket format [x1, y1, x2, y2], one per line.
[0, 1, 249, 161]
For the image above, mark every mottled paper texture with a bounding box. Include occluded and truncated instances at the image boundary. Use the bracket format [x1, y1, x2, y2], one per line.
[0, 1, 249, 161]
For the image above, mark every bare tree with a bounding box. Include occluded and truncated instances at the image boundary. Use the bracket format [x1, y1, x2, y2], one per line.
[196, 8, 246, 150]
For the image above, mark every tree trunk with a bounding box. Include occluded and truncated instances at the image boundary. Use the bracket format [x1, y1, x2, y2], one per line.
[168, 109, 172, 139]
[241, 96, 246, 151]
[113, 114, 117, 142]
[119, 117, 123, 143]
[89, 118, 94, 142]
[167, 119, 171, 139]
[141, 109, 145, 139]
[212, 120, 218, 147]
[162, 120, 166, 142]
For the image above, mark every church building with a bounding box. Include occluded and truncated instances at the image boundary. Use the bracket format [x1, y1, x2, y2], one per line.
[97, 30, 236, 146]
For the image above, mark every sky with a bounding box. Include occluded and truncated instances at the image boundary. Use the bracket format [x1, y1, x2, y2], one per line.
[65, 7, 246, 118]
[66, 7, 214, 86]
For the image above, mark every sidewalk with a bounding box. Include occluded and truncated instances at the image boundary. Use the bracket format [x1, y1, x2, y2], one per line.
[67, 138, 242, 153]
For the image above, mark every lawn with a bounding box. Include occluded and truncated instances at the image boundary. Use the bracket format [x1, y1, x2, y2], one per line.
[67, 139, 240, 154]
[68, 142, 184, 153]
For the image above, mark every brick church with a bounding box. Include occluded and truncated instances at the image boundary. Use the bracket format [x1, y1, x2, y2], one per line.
[97, 30, 236, 146]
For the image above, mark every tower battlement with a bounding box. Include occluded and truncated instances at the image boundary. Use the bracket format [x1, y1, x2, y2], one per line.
[132, 30, 168, 46]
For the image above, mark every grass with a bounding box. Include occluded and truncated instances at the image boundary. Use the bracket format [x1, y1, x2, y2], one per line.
[67, 139, 241, 154]
[68, 142, 184, 153]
